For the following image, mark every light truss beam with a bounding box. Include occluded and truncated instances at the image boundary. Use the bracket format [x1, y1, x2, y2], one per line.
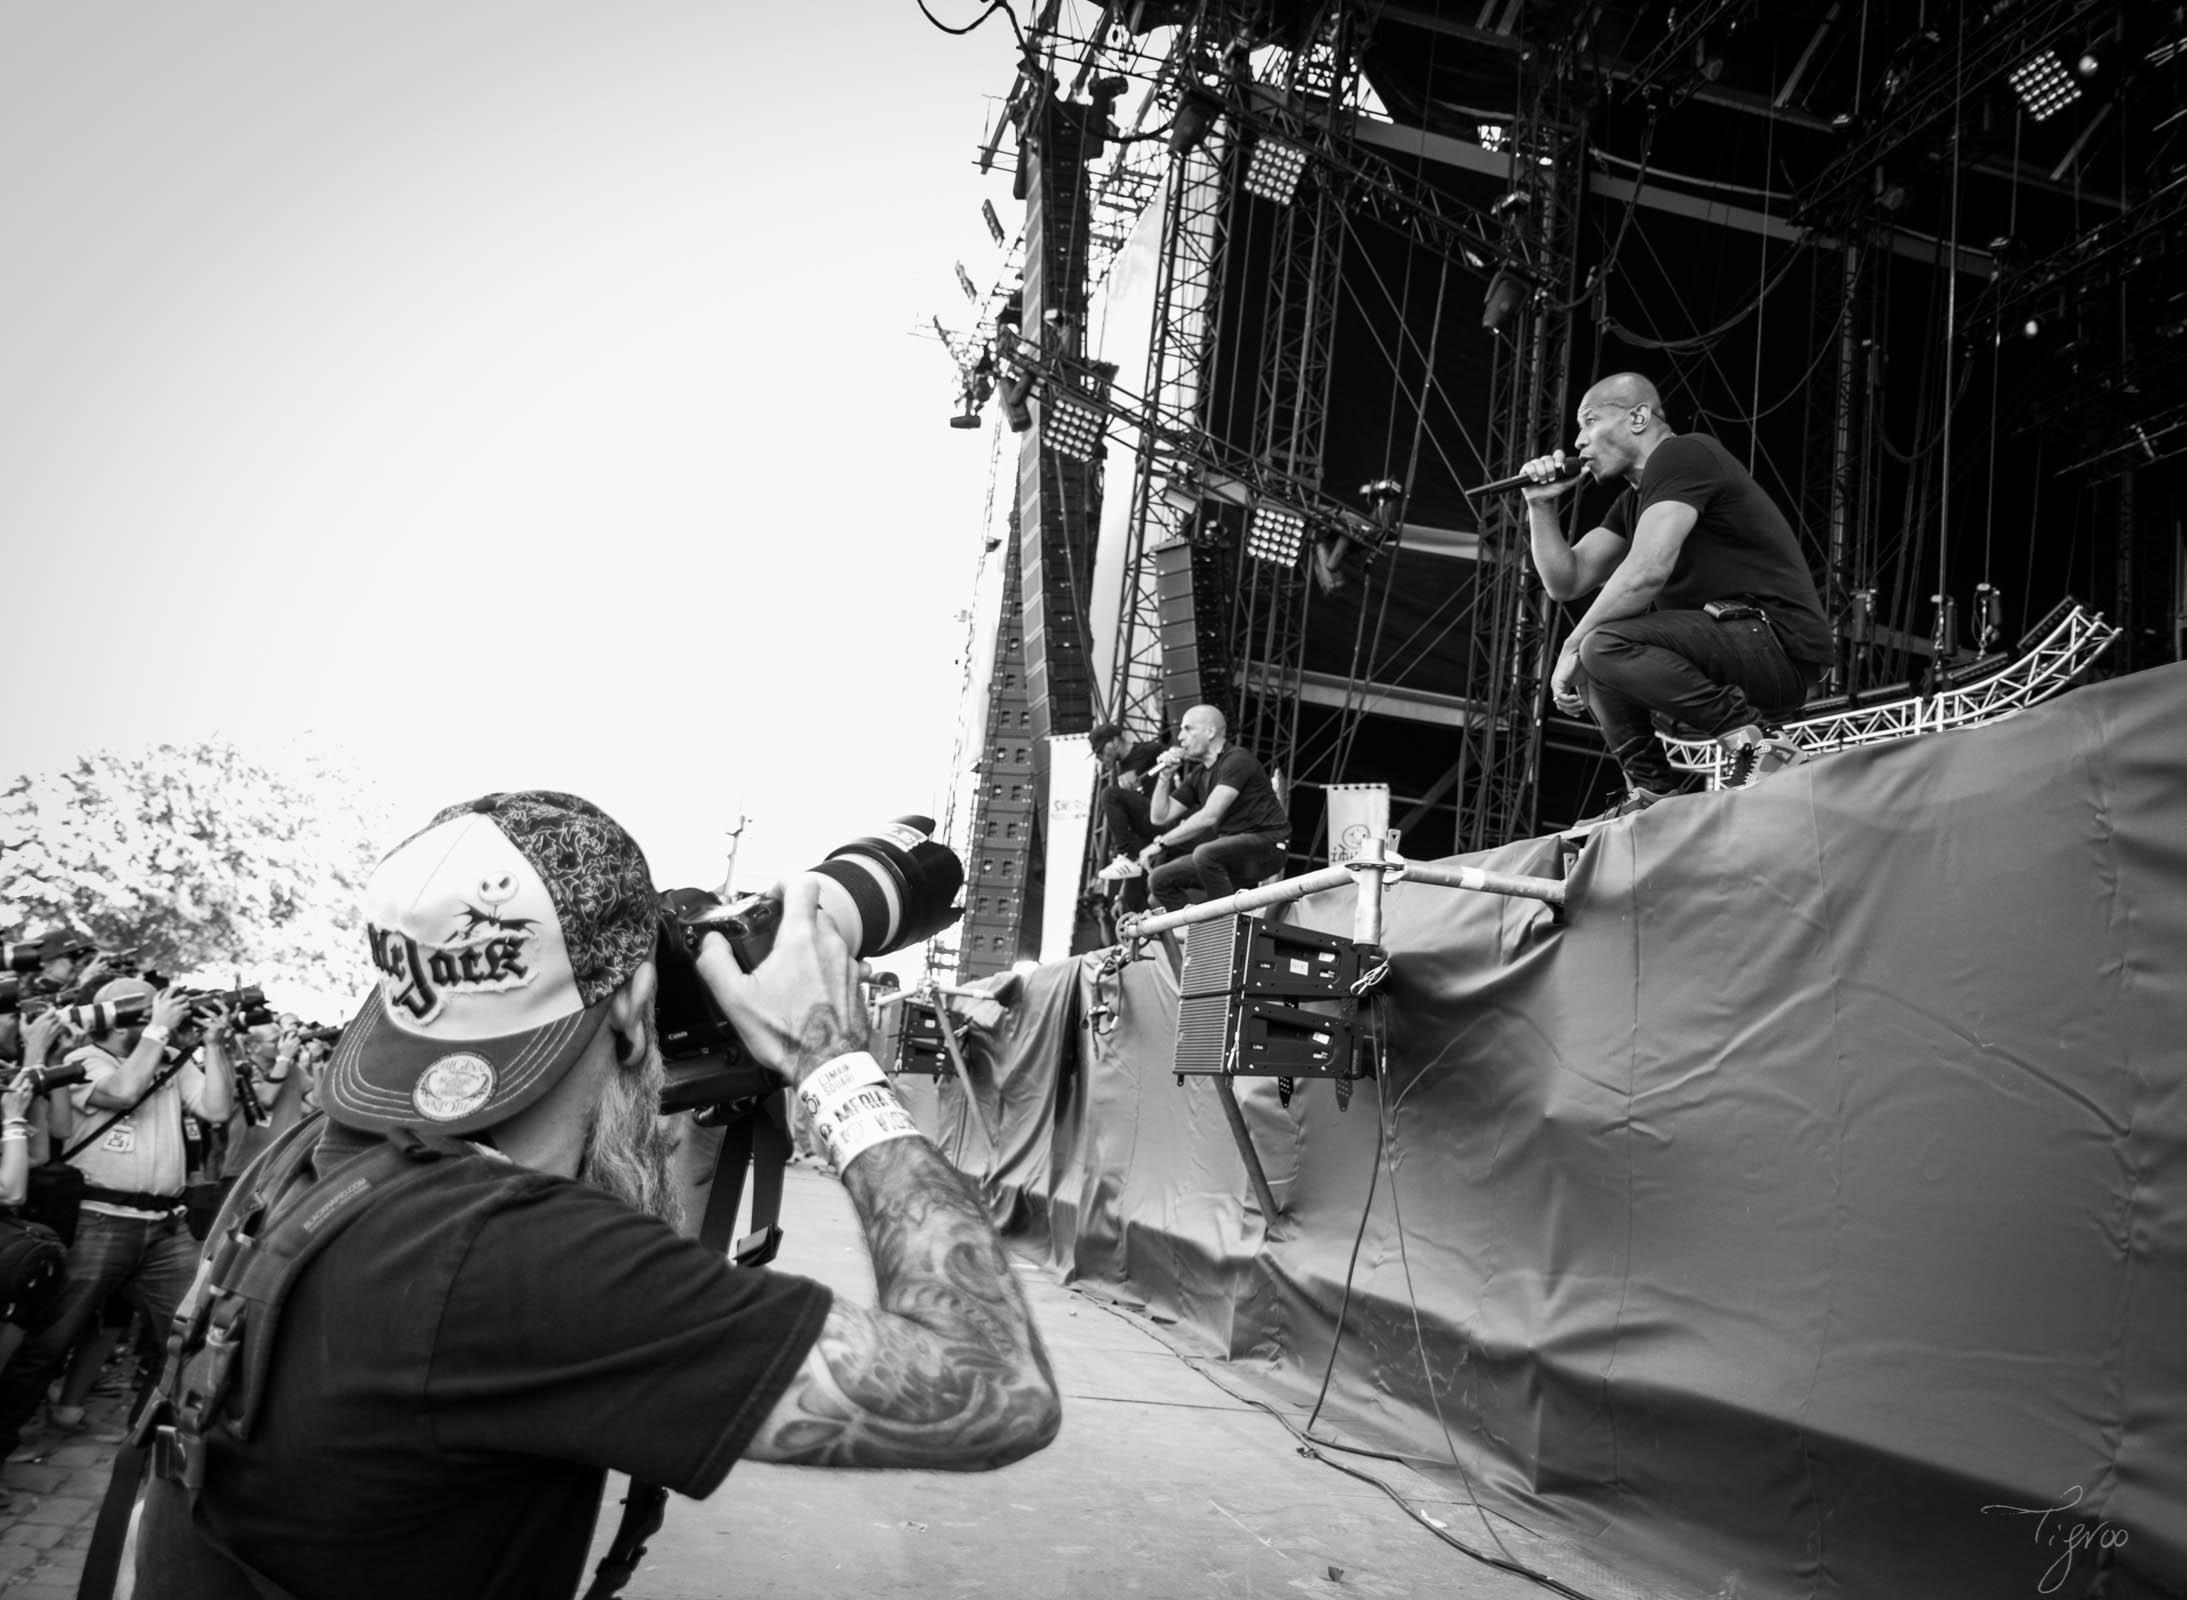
[1661, 602, 2121, 785]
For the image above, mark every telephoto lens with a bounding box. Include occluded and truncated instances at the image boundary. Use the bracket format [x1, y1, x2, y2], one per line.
[705, 816, 964, 968]
[54, 994, 153, 1034]
[13, 1061, 90, 1095]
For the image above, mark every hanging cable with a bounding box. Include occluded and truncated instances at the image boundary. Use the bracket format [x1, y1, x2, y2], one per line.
[915, 0, 1028, 49]
[1548, 109, 1657, 314]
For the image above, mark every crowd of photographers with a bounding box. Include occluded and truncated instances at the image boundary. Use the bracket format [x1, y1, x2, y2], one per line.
[0, 929, 343, 1506]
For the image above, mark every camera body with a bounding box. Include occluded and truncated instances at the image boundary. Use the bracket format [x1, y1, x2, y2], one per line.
[651, 818, 964, 1116]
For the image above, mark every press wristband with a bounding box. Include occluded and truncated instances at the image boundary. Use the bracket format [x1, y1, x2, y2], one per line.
[797, 1051, 922, 1170]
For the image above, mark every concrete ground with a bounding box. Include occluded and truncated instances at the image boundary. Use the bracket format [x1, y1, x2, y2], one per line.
[0, 1166, 1567, 1599]
[586, 1166, 1562, 1600]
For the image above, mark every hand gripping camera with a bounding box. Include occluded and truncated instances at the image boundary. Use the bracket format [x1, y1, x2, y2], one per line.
[651, 817, 963, 1116]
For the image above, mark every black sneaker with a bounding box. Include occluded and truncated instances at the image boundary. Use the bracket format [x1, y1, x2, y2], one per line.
[1563, 779, 1685, 836]
[1719, 725, 1806, 789]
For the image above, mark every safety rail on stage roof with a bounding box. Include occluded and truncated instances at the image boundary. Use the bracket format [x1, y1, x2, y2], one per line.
[1662, 600, 2119, 788]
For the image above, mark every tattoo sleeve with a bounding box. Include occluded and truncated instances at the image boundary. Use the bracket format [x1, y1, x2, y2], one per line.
[742, 1134, 1061, 1470]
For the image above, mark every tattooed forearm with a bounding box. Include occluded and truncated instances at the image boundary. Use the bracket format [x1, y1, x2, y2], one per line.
[781, 1004, 865, 1086]
[743, 1136, 1061, 1469]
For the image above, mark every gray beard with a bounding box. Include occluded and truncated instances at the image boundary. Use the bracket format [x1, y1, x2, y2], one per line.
[578, 1019, 686, 1233]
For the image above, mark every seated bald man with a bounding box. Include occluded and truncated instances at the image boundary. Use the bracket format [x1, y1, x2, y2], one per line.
[1519, 373, 1831, 823]
[1136, 705, 1290, 911]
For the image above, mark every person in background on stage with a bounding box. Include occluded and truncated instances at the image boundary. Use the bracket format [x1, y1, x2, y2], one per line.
[1088, 722, 1166, 912]
[1519, 372, 1832, 823]
[1137, 706, 1290, 911]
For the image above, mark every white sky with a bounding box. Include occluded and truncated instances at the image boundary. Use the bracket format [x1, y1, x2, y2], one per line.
[2, 2, 1027, 918]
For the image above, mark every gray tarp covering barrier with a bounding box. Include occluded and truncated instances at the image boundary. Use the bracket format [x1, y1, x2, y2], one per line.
[893, 663, 2187, 1599]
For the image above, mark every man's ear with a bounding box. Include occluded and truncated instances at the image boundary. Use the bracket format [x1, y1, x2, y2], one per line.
[607, 960, 658, 1062]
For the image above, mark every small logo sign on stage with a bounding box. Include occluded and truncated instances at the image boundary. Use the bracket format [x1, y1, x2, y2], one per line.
[414, 1053, 496, 1122]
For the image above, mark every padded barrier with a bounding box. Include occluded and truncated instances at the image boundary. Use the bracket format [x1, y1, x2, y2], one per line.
[895, 662, 2187, 1599]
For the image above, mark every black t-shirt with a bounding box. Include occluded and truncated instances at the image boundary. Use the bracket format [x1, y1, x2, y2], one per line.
[1111, 739, 1164, 780]
[1599, 433, 1832, 665]
[134, 1136, 833, 1600]
[1173, 746, 1289, 837]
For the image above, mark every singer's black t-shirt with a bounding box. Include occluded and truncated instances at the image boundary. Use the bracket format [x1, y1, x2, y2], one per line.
[1599, 433, 1831, 665]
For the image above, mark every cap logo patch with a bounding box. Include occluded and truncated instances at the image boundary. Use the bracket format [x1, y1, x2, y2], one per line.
[369, 892, 540, 1025]
[413, 1053, 496, 1121]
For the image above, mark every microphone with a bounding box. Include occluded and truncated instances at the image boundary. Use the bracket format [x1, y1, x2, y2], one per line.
[1466, 456, 1590, 498]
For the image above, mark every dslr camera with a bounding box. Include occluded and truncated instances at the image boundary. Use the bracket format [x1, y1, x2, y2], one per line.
[650, 817, 963, 1116]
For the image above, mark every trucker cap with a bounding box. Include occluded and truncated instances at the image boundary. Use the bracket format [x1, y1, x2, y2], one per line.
[319, 791, 659, 1136]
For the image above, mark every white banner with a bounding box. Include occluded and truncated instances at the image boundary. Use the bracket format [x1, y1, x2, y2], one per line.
[1041, 735, 1098, 963]
[1324, 783, 1391, 865]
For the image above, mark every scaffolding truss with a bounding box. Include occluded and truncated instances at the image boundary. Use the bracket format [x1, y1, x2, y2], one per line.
[1661, 601, 2121, 785]
[1230, 8, 1357, 796]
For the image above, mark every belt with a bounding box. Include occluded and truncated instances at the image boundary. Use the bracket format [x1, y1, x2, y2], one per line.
[81, 1185, 187, 1217]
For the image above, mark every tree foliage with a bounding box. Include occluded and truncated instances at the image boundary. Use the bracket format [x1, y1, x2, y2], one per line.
[0, 739, 386, 1004]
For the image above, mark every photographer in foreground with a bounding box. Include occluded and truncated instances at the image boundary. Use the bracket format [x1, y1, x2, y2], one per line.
[131, 790, 1060, 1599]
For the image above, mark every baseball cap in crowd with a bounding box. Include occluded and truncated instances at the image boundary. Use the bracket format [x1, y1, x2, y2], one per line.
[318, 791, 660, 1136]
[94, 977, 157, 1008]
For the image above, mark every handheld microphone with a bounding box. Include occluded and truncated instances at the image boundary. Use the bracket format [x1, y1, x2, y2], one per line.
[1466, 456, 1590, 498]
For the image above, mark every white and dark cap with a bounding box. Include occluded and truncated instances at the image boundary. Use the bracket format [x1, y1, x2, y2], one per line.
[319, 791, 659, 1136]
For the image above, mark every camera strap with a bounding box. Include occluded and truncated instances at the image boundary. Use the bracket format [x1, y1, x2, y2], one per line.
[57, 1051, 192, 1165]
[78, 1115, 477, 1600]
[583, 1097, 792, 1600]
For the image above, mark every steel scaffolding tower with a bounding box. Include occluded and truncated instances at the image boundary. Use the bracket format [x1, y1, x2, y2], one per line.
[1106, 122, 1233, 741]
[1228, 9, 1356, 797]
[1435, 90, 1583, 852]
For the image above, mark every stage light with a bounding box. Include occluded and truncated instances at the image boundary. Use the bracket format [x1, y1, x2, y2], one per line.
[2022, 316, 2042, 340]
[949, 398, 982, 430]
[1043, 392, 1106, 460]
[1478, 122, 1507, 152]
[1246, 504, 1307, 566]
[2076, 52, 2099, 77]
[1244, 137, 1310, 203]
[1482, 268, 1528, 332]
[1170, 85, 1223, 156]
[2007, 51, 2081, 121]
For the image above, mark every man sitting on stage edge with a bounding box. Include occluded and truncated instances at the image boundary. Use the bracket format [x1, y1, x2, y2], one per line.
[131, 789, 1060, 1600]
[1520, 372, 1831, 822]
[1137, 706, 1290, 911]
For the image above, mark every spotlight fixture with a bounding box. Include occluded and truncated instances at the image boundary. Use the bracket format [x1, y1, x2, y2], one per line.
[1244, 137, 1310, 203]
[2007, 50, 2082, 121]
[1169, 84, 1224, 156]
[1043, 392, 1106, 460]
[1246, 503, 1307, 566]
[949, 396, 982, 430]
[1481, 268, 1528, 332]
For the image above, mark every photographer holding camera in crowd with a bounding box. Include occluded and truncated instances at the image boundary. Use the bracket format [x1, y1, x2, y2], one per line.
[0, 978, 236, 1467]
[128, 790, 1059, 1599]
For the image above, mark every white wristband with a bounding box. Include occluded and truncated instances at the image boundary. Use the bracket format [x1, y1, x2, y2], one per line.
[142, 1024, 172, 1044]
[797, 1051, 922, 1171]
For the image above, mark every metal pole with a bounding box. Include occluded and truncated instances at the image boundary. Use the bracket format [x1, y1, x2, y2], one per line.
[1115, 849, 1565, 943]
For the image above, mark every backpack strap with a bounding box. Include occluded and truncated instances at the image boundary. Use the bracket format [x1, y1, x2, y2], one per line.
[78, 1116, 480, 1600]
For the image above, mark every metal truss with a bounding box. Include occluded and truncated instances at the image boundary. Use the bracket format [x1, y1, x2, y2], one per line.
[1445, 92, 1583, 853]
[1793, 0, 2109, 232]
[1103, 126, 1237, 746]
[1230, 9, 1357, 794]
[1661, 601, 2121, 785]
[1967, 173, 2187, 329]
